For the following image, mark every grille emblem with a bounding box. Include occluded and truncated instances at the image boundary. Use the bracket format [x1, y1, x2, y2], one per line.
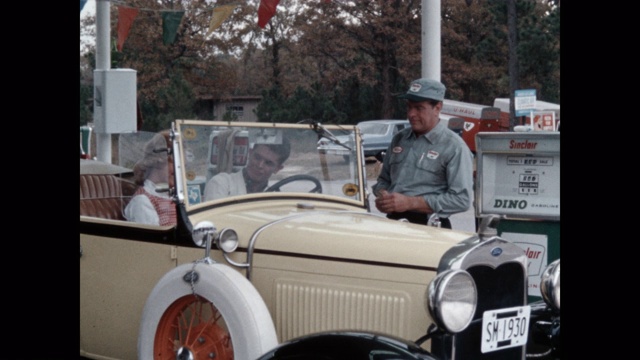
[491, 247, 503, 257]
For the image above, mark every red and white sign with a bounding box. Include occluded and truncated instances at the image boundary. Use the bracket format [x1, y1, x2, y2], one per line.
[531, 111, 556, 131]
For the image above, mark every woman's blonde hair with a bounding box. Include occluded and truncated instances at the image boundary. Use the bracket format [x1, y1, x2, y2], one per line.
[133, 130, 171, 185]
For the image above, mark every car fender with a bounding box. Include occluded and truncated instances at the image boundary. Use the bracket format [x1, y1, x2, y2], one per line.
[257, 331, 438, 360]
[138, 262, 278, 360]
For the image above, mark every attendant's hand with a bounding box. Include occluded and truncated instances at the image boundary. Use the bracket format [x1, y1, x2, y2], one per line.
[375, 190, 413, 214]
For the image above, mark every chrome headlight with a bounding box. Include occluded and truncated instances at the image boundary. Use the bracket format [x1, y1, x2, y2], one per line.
[192, 221, 217, 247]
[216, 228, 239, 253]
[427, 269, 477, 333]
[540, 259, 560, 311]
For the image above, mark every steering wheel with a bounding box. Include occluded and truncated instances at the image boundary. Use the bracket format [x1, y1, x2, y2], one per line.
[265, 174, 323, 193]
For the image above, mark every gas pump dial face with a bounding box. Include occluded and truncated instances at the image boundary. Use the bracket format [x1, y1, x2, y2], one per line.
[476, 133, 560, 220]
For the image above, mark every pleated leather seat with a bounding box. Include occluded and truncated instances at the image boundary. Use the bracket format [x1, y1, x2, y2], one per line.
[80, 174, 135, 220]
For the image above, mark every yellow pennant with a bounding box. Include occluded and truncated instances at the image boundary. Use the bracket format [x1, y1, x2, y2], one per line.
[206, 4, 237, 37]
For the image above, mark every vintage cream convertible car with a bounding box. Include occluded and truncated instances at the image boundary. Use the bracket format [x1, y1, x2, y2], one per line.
[80, 120, 559, 360]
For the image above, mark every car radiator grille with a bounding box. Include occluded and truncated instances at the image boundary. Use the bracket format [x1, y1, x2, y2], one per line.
[433, 262, 526, 360]
[274, 279, 410, 342]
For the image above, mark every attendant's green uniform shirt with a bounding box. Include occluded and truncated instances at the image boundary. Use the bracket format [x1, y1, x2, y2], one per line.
[372, 120, 474, 218]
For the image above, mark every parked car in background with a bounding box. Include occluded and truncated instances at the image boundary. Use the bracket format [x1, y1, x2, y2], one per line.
[357, 119, 411, 158]
[318, 117, 472, 163]
[439, 114, 465, 138]
[80, 120, 557, 360]
[318, 119, 410, 162]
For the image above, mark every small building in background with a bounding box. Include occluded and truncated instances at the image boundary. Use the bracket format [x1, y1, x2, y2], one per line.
[197, 95, 262, 122]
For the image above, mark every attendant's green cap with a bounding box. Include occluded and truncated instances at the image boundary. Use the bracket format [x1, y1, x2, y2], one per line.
[398, 78, 446, 102]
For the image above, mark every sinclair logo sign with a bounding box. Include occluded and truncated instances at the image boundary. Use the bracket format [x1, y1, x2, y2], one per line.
[509, 139, 537, 150]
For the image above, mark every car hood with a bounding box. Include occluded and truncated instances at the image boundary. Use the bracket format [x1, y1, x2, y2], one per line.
[188, 199, 473, 269]
[361, 133, 389, 141]
[331, 134, 351, 144]
[337, 133, 388, 142]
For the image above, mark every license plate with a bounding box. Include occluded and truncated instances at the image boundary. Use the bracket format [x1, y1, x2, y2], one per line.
[481, 305, 530, 353]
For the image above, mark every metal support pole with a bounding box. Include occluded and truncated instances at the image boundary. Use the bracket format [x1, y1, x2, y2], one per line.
[421, 0, 441, 81]
[95, 0, 112, 163]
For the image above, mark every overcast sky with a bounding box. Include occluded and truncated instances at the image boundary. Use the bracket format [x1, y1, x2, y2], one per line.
[80, 0, 96, 51]
[81, 0, 96, 18]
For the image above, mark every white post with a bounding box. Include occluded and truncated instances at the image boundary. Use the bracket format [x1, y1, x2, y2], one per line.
[421, 0, 441, 81]
[95, 0, 112, 163]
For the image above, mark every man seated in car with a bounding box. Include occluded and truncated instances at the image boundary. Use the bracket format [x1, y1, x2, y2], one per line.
[203, 138, 291, 201]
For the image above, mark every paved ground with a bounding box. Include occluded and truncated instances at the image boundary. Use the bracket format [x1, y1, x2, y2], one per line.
[447, 201, 477, 232]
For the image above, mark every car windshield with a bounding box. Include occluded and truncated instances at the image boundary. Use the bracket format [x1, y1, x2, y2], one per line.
[173, 120, 366, 209]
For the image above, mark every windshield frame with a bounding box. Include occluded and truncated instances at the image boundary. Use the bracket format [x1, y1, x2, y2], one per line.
[172, 120, 368, 212]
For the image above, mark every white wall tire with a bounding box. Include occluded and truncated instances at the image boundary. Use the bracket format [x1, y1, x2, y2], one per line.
[138, 262, 278, 360]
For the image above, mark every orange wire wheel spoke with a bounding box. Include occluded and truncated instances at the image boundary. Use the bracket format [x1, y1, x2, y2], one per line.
[154, 295, 234, 360]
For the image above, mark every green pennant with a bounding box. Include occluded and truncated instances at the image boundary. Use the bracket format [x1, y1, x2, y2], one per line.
[162, 11, 185, 45]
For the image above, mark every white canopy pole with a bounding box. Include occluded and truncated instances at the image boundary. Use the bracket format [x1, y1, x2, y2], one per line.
[421, 0, 441, 81]
[95, 0, 112, 163]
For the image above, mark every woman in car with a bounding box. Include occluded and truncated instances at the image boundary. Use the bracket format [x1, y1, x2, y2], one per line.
[124, 130, 177, 226]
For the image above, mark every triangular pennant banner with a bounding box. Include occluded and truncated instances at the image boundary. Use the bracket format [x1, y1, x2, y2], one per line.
[162, 11, 185, 45]
[80, 0, 87, 13]
[117, 6, 139, 52]
[258, 0, 280, 28]
[206, 4, 237, 37]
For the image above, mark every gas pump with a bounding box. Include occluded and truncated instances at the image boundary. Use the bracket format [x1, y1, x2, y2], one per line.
[475, 132, 560, 301]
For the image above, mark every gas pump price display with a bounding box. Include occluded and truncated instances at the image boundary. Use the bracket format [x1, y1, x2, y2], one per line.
[476, 133, 560, 220]
[519, 172, 539, 195]
[509, 156, 553, 195]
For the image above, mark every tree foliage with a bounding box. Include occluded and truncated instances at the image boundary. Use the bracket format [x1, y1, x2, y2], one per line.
[442, 0, 509, 103]
[80, 0, 560, 131]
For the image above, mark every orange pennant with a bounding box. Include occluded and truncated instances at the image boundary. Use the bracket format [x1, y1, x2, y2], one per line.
[117, 6, 139, 51]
